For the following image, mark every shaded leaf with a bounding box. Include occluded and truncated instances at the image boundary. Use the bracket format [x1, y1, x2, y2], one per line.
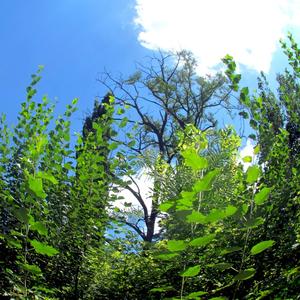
[21, 263, 42, 274]
[220, 247, 242, 255]
[30, 222, 48, 236]
[234, 268, 256, 281]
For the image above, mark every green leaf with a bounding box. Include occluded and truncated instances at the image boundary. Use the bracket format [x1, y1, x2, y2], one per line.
[207, 262, 233, 271]
[28, 175, 47, 198]
[159, 202, 174, 212]
[30, 239, 59, 256]
[120, 117, 128, 128]
[242, 156, 252, 163]
[186, 211, 206, 224]
[246, 166, 260, 184]
[250, 240, 275, 255]
[189, 234, 216, 247]
[254, 144, 260, 155]
[21, 263, 42, 274]
[254, 187, 271, 205]
[220, 246, 242, 255]
[37, 171, 58, 184]
[156, 253, 179, 260]
[15, 207, 29, 224]
[181, 265, 201, 277]
[187, 291, 208, 299]
[224, 205, 238, 217]
[234, 268, 256, 281]
[193, 169, 219, 192]
[245, 217, 265, 228]
[167, 240, 187, 252]
[150, 286, 174, 293]
[181, 148, 208, 171]
[209, 297, 228, 300]
[30, 222, 48, 236]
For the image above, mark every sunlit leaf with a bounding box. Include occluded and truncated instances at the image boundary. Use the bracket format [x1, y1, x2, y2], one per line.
[156, 253, 179, 261]
[167, 240, 187, 252]
[30, 222, 48, 236]
[181, 148, 208, 171]
[250, 240, 275, 255]
[181, 265, 201, 277]
[189, 234, 216, 247]
[186, 211, 206, 224]
[242, 156, 252, 163]
[254, 187, 271, 205]
[37, 171, 58, 184]
[150, 286, 174, 293]
[159, 201, 174, 212]
[30, 239, 59, 256]
[28, 175, 47, 198]
[193, 169, 220, 192]
[246, 166, 260, 184]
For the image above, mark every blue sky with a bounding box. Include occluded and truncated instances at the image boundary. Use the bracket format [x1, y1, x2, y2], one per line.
[1, 0, 300, 134]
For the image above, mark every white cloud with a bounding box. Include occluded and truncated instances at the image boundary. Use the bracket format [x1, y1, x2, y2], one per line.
[134, 0, 300, 74]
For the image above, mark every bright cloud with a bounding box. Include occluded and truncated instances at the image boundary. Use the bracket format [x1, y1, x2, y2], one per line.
[239, 139, 255, 170]
[134, 0, 300, 74]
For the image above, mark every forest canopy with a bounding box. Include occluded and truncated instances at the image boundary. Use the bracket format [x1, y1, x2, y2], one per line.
[0, 35, 299, 299]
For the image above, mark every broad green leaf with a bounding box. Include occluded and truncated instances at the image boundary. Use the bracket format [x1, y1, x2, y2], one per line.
[224, 205, 238, 217]
[208, 262, 233, 271]
[189, 234, 216, 247]
[181, 265, 201, 277]
[250, 240, 275, 255]
[254, 144, 260, 155]
[193, 169, 220, 192]
[209, 297, 228, 300]
[159, 202, 174, 212]
[30, 222, 48, 236]
[150, 286, 174, 292]
[186, 211, 206, 224]
[21, 263, 42, 274]
[220, 247, 242, 255]
[242, 156, 252, 163]
[30, 239, 59, 256]
[254, 187, 271, 205]
[37, 172, 58, 184]
[246, 166, 260, 184]
[15, 207, 29, 224]
[167, 240, 187, 252]
[245, 217, 264, 229]
[187, 291, 208, 299]
[156, 253, 179, 260]
[28, 176, 47, 198]
[120, 117, 128, 128]
[234, 268, 256, 281]
[181, 148, 208, 170]
[7, 239, 22, 249]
